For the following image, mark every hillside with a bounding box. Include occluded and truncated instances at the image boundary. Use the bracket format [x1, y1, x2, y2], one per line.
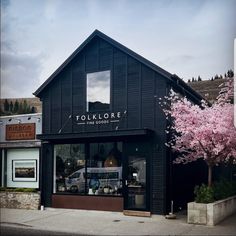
[0, 97, 42, 115]
[188, 78, 226, 103]
[0, 78, 231, 116]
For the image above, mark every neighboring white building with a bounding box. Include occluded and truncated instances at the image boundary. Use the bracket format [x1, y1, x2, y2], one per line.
[0, 113, 42, 189]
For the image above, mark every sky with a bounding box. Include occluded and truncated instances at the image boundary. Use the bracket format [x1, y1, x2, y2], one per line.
[1, 0, 236, 98]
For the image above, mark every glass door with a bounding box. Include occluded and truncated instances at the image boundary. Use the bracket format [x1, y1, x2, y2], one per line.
[124, 154, 148, 211]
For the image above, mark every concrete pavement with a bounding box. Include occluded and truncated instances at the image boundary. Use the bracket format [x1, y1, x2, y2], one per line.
[1, 208, 236, 235]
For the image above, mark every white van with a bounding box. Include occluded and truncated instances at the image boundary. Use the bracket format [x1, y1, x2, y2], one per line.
[65, 167, 122, 193]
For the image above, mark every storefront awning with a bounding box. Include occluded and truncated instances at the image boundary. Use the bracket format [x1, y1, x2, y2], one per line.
[37, 128, 154, 142]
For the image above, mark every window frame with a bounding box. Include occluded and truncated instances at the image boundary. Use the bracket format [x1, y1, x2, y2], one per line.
[86, 70, 111, 113]
[53, 142, 123, 197]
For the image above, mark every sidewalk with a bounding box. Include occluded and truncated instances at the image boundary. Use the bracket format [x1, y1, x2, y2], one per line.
[1, 208, 236, 235]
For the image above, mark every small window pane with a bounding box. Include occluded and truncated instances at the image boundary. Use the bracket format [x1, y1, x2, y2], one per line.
[87, 70, 110, 112]
[87, 142, 123, 196]
[54, 144, 85, 194]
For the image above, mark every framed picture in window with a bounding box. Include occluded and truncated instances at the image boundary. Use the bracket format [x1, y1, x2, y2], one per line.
[12, 159, 37, 182]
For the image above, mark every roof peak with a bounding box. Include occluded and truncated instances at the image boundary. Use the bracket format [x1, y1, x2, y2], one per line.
[33, 30, 203, 103]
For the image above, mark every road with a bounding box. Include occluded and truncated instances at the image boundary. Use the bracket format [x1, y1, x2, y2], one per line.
[1, 225, 82, 236]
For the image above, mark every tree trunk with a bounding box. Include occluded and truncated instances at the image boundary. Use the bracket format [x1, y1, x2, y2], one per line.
[208, 165, 213, 187]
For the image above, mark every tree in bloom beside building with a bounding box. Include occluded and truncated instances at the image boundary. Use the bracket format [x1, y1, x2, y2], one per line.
[160, 78, 236, 187]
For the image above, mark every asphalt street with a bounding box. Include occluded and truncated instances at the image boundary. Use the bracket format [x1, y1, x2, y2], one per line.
[1, 225, 83, 236]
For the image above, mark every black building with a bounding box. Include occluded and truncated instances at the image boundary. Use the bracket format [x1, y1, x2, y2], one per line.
[34, 30, 205, 215]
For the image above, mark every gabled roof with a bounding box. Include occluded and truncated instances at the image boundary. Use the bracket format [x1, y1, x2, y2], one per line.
[33, 29, 204, 103]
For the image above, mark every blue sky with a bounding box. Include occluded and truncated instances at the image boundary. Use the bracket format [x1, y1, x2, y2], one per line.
[1, 0, 236, 98]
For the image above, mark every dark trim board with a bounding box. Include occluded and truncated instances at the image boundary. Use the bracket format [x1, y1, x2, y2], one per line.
[37, 128, 154, 141]
[52, 195, 123, 212]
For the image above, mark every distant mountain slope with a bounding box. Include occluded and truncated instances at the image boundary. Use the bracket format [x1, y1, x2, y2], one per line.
[0, 97, 42, 115]
[0, 78, 232, 115]
[188, 78, 226, 103]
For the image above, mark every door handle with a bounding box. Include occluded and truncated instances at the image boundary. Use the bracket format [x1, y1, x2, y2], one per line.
[125, 180, 128, 186]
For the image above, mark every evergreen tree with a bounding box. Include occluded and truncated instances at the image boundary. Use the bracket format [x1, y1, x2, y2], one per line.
[31, 106, 37, 113]
[9, 101, 13, 113]
[4, 99, 9, 112]
[227, 69, 234, 78]
[0, 107, 4, 115]
[13, 100, 19, 113]
[18, 102, 23, 114]
[23, 100, 28, 113]
[197, 76, 202, 81]
[9, 101, 13, 112]
[26, 105, 31, 113]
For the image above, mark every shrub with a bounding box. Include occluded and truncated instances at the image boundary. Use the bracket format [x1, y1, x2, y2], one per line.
[213, 179, 236, 200]
[0, 187, 37, 192]
[194, 180, 236, 203]
[194, 184, 214, 203]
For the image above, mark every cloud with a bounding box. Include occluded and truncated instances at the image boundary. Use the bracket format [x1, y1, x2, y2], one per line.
[1, 40, 45, 98]
[1, 0, 235, 98]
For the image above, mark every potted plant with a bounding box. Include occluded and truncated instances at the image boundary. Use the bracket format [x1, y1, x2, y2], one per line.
[188, 179, 236, 225]
[103, 185, 110, 194]
[92, 186, 98, 195]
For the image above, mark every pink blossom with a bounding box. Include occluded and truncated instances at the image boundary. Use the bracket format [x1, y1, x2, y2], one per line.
[160, 78, 236, 186]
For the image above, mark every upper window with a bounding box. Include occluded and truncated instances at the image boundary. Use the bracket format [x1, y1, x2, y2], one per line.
[86, 70, 110, 112]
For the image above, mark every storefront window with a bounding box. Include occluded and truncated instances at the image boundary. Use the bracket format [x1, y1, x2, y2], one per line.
[87, 142, 123, 196]
[54, 144, 85, 193]
[54, 142, 123, 196]
[86, 70, 110, 112]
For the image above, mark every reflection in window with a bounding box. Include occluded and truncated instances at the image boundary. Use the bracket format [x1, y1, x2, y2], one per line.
[127, 156, 146, 209]
[87, 142, 123, 196]
[54, 142, 123, 196]
[54, 144, 85, 194]
[87, 70, 110, 112]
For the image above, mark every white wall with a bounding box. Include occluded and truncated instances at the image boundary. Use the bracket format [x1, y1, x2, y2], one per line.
[7, 148, 39, 188]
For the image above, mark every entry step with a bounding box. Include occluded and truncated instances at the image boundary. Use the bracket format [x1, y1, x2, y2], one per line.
[123, 210, 151, 217]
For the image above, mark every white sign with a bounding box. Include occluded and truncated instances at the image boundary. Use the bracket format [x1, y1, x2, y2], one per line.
[75, 111, 126, 125]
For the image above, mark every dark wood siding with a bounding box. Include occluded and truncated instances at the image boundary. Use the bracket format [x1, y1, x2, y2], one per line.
[127, 57, 141, 129]
[50, 80, 61, 133]
[152, 73, 169, 214]
[141, 65, 155, 129]
[72, 54, 86, 133]
[42, 90, 51, 133]
[61, 68, 72, 133]
[113, 49, 127, 129]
